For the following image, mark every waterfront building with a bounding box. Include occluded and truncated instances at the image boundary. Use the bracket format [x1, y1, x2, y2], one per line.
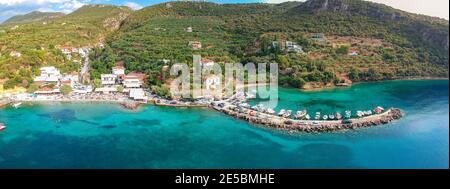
[129, 88, 147, 101]
[123, 72, 145, 88]
[101, 74, 117, 86]
[34, 66, 61, 83]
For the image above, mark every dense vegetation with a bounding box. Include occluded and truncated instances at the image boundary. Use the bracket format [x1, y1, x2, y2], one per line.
[92, 0, 448, 89]
[1, 0, 448, 91]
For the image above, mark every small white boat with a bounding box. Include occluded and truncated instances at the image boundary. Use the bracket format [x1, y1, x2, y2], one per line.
[294, 110, 307, 119]
[335, 112, 342, 120]
[329, 115, 335, 120]
[266, 108, 275, 115]
[345, 110, 352, 119]
[305, 114, 311, 120]
[278, 109, 286, 116]
[323, 115, 328, 120]
[356, 111, 364, 117]
[284, 110, 292, 118]
[315, 112, 321, 120]
[12, 102, 22, 108]
[0, 124, 5, 132]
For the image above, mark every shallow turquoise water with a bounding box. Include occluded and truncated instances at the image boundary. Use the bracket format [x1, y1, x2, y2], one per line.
[0, 80, 448, 168]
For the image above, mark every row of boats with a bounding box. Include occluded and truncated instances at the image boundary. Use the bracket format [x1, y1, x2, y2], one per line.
[240, 103, 385, 120]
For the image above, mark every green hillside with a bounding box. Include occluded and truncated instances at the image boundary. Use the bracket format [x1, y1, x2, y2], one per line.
[90, 0, 448, 88]
[1, 0, 448, 90]
[2, 11, 66, 25]
[0, 5, 132, 89]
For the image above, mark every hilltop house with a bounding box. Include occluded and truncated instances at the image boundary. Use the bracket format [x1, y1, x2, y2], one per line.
[186, 26, 193, 32]
[285, 41, 304, 53]
[201, 58, 215, 67]
[348, 50, 359, 56]
[9, 51, 21, 58]
[112, 66, 125, 75]
[310, 33, 327, 44]
[189, 41, 202, 50]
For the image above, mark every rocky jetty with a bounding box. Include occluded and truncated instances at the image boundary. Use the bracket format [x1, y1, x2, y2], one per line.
[214, 105, 403, 133]
[120, 101, 140, 110]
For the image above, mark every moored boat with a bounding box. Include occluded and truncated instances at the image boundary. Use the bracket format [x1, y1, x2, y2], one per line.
[335, 112, 342, 120]
[315, 112, 321, 120]
[12, 102, 22, 108]
[266, 108, 275, 115]
[284, 110, 292, 118]
[278, 109, 286, 116]
[294, 110, 307, 119]
[356, 111, 364, 117]
[323, 115, 328, 120]
[374, 106, 384, 114]
[345, 110, 351, 119]
[0, 123, 5, 132]
[305, 114, 311, 120]
[329, 114, 335, 120]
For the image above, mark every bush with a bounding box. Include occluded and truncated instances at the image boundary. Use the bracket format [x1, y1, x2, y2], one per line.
[60, 85, 73, 95]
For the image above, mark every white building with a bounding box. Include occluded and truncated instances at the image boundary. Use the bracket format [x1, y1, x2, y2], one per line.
[129, 88, 147, 101]
[34, 66, 61, 82]
[123, 76, 142, 88]
[285, 41, 304, 53]
[10, 51, 21, 58]
[101, 74, 117, 85]
[112, 66, 125, 75]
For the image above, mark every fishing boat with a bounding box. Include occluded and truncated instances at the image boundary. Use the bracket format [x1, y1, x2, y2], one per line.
[285, 110, 292, 118]
[335, 112, 342, 120]
[329, 114, 335, 120]
[315, 112, 321, 120]
[294, 110, 307, 119]
[278, 109, 286, 117]
[356, 111, 364, 117]
[12, 102, 22, 108]
[323, 115, 328, 120]
[374, 106, 384, 114]
[266, 108, 275, 115]
[345, 110, 351, 119]
[239, 103, 250, 108]
[305, 114, 311, 120]
[0, 123, 5, 132]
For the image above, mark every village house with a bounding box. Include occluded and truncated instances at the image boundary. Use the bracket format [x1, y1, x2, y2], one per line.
[310, 33, 327, 44]
[34, 66, 61, 83]
[129, 88, 147, 101]
[9, 51, 21, 58]
[101, 74, 117, 86]
[189, 41, 202, 50]
[186, 26, 193, 32]
[123, 72, 145, 88]
[112, 66, 125, 75]
[348, 50, 359, 56]
[285, 41, 304, 53]
[201, 58, 215, 67]
[34, 86, 61, 95]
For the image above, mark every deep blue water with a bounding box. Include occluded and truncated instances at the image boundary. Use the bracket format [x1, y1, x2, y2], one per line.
[0, 80, 448, 168]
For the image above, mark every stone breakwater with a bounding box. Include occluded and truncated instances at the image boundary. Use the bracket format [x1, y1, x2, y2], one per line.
[213, 106, 403, 133]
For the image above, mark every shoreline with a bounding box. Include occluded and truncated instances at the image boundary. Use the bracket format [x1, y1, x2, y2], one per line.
[213, 104, 403, 133]
[300, 77, 449, 92]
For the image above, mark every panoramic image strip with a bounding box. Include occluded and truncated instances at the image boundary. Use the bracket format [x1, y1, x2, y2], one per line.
[0, 0, 448, 182]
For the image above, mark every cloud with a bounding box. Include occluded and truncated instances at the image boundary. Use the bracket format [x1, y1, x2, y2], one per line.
[123, 2, 142, 10]
[0, 0, 87, 23]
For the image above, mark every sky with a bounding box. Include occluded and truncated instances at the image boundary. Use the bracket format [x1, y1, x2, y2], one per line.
[0, 0, 449, 23]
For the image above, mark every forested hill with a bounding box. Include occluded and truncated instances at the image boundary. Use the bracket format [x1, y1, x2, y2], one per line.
[2, 11, 66, 25]
[91, 0, 448, 89]
[1, 0, 449, 90]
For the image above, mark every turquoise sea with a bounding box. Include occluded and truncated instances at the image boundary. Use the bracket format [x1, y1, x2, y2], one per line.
[0, 80, 448, 168]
